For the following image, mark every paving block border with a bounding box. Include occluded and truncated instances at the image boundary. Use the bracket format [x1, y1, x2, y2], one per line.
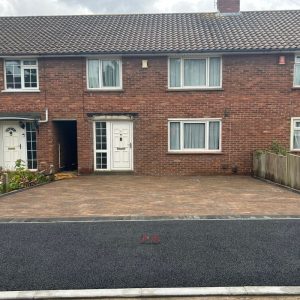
[0, 286, 299, 299]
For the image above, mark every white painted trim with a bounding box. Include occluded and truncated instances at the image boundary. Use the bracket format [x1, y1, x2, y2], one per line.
[290, 117, 300, 151]
[0, 286, 299, 299]
[168, 56, 222, 90]
[86, 58, 122, 91]
[92, 115, 133, 121]
[3, 58, 39, 91]
[1, 89, 40, 93]
[293, 54, 300, 87]
[168, 118, 222, 153]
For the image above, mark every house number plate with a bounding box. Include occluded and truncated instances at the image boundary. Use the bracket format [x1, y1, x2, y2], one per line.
[117, 147, 126, 150]
[8, 147, 15, 150]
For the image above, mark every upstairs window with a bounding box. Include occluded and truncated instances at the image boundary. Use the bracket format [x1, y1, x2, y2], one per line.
[294, 55, 300, 87]
[291, 118, 300, 151]
[168, 119, 222, 152]
[87, 59, 122, 90]
[169, 57, 222, 89]
[5, 59, 38, 90]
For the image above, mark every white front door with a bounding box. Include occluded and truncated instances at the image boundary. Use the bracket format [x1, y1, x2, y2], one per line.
[1, 122, 27, 170]
[94, 121, 133, 171]
[111, 122, 132, 170]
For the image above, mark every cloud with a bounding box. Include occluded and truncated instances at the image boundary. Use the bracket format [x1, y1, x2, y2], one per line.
[0, 0, 299, 16]
[241, 0, 300, 10]
[60, 0, 214, 13]
[0, 0, 91, 16]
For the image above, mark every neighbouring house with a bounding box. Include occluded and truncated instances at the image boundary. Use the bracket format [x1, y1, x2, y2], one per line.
[0, 0, 299, 176]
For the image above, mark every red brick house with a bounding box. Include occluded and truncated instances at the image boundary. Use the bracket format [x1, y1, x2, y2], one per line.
[0, 0, 299, 175]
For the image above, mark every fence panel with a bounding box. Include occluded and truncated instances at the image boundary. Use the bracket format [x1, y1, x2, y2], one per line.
[254, 152, 298, 190]
[287, 154, 300, 190]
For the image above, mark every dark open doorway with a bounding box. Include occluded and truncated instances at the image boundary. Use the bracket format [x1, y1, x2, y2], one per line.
[53, 120, 78, 171]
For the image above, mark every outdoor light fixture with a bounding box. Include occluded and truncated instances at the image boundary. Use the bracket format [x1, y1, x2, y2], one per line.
[142, 59, 148, 68]
[278, 55, 286, 65]
[19, 121, 25, 129]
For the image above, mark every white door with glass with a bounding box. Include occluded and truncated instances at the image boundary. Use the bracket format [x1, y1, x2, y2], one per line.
[94, 121, 133, 171]
[1, 122, 27, 170]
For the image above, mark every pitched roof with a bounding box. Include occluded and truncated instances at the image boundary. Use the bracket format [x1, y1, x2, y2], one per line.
[0, 10, 300, 56]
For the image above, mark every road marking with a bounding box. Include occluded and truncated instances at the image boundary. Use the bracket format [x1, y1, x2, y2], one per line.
[0, 286, 299, 299]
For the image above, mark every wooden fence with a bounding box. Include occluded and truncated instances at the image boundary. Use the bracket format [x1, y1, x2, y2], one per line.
[253, 152, 300, 190]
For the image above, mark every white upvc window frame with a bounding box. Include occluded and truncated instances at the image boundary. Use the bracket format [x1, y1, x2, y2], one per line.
[294, 54, 300, 87]
[93, 121, 111, 171]
[291, 117, 300, 151]
[168, 118, 222, 153]
[4, 59, 39, 92]
[168, 56, 222, 90]
[86, 58, 123, 91]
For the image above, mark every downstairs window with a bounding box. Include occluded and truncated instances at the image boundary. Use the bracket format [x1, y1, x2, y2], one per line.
[291, 118, 300, 151]
[168, 119, 222, 152]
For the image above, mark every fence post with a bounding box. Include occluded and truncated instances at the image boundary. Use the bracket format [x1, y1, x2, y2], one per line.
[2, 173, 9, 193]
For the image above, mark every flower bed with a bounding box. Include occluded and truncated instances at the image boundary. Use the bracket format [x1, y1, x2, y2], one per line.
[0, 160, 51, 194]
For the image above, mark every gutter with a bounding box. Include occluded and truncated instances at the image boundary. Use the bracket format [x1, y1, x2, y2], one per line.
[0, 49, 300, 59]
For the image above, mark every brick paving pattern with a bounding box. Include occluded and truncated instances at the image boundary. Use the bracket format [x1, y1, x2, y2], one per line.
[0, 175, 299, 218]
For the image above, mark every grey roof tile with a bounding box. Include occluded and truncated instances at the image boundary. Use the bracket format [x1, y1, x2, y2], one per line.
[0, 10, 299, 56]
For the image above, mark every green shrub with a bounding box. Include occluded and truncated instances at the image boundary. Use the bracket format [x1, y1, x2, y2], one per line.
[255, 141, 288, 158]
[0, 160, 50, 193]
[269, 140, 288, 156]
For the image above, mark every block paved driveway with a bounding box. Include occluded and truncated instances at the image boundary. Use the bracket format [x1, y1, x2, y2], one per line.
[0, 175, 299, 218]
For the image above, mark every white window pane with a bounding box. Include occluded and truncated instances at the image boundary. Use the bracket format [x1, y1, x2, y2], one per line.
[102, 60, 120, 87]
[95, 122, 107, 150]
[209, 121, 220, 150]
[23, 60, 37, 65]
[96, 152, 108, 169]
[295, 121, 300, 128]
[184, 59, 206, 86]
[170, 59, 181, 87]
[209, 58, 221, 87]
[184, 123, 205, 149]
[88, 60, 100, 88]
[296, 56, 300, 63]
[294, 130, 300, 149]
[6, 60, 21, 89]
[24, 68, 37, 88]
[295, 64, 300, 86]
[170, 122, 180, 150]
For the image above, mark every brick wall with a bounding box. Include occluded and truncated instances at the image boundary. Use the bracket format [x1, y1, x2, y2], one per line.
[0, 54, 299, 175]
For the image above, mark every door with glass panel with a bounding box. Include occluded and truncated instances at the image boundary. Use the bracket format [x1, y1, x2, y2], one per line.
[94, 121, 133, 171]
[2, 122, 27, 170]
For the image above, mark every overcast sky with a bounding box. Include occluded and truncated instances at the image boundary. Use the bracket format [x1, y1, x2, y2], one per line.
[0, 0, 299, 16]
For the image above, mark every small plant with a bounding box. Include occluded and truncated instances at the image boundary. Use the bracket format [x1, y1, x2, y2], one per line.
[0, 160, 50, 193]
[269, 140, 288, 156]
[254, 149, 266, 158]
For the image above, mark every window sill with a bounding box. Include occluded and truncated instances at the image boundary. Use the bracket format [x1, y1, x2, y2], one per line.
[1, 89, 40, 93]
[86, 89, 124, 93]
[168, 151, 223, 155]
[292, 86, 300, 90]
[167, 88, 224, 92]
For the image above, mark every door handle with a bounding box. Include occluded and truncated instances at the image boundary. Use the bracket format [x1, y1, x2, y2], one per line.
[19, 144, 21, 150]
